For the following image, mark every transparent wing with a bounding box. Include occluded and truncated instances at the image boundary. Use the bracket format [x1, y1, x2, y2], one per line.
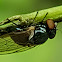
[0, 33, 37, 55]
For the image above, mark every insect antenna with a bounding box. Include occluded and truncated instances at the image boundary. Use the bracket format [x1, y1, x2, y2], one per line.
[39, 12, 48, 24]
[33, 11, 38, 21]
[28, 11, 38, 26]
[42, 12, 48, 22]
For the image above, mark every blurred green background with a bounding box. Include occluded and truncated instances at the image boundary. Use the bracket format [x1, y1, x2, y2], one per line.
[0, 0, 62, 62]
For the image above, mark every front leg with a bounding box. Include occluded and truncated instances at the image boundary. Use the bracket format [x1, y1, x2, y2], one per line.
[0, 15, 23, 26]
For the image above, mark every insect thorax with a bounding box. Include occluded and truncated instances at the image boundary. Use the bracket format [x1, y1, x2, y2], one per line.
[28, 24, 49, 44]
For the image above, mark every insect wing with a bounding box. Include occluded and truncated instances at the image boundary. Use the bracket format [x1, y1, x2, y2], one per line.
[0, 33, 37, 55]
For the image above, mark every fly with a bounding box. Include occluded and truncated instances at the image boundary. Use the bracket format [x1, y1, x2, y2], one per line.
[6, 12, 57, 46]
[0, 12, 58, 54]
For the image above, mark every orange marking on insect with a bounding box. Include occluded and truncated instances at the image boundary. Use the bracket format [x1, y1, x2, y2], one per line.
[46, 19, 55, 29]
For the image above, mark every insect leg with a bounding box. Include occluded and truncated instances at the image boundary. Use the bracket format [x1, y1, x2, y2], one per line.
[7, 18, 18, 26]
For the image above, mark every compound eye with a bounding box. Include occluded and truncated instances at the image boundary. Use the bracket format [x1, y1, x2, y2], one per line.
[46, 19, 55, 29]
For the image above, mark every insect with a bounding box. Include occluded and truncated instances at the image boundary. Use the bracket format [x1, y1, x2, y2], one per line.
[0, 11, 58, 54]
[5, 12, 57, 47]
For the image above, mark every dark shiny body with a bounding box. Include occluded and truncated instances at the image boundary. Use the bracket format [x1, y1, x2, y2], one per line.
[29, 19, 56, 44]
[8, 12, 57, 46]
